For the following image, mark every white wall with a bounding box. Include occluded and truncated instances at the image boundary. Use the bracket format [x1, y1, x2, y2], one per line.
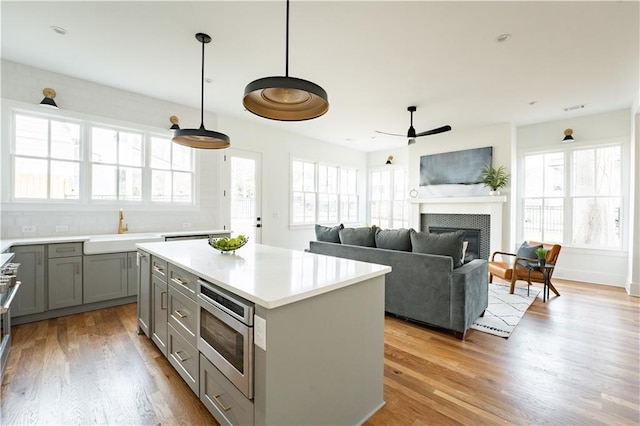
[517, 109, 634, 288]
[0, 60, 367, 250]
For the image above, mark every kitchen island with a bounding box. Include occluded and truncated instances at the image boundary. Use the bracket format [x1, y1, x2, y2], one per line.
[136, 239, 391, 426]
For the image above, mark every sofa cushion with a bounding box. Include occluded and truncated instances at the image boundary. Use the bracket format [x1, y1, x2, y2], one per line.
[375, 228, 412, 252]
[516, 241, 542, 265]
[315, 224, 344, 243]
[410, 229, 465, 268]
[339, 226, 377, 247]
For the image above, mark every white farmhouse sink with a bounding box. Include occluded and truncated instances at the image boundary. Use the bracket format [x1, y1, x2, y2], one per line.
[83, 233, 164, 255]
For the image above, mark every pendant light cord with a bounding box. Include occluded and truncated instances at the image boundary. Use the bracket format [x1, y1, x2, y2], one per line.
[285, 0, 289, 77]
[200, 37, 206, 129]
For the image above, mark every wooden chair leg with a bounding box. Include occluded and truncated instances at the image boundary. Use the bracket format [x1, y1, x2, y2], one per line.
[509, 277, 517, 294]
[489, 273, 493, 283]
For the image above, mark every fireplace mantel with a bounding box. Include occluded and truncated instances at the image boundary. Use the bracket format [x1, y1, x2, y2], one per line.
[409, 195, 508, 255]
[408, 196, 507, 205]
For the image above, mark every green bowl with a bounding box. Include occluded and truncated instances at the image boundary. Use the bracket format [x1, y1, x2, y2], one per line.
[208, 236, 248, 253]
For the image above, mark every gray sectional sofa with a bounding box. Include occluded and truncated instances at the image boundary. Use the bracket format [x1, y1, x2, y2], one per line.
[308, 225, 488, 338]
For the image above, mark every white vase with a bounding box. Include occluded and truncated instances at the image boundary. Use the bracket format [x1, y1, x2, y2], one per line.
[489, 190, 501, 196]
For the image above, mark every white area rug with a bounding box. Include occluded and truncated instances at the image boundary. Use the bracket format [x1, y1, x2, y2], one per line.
[471, 283, 540, 338]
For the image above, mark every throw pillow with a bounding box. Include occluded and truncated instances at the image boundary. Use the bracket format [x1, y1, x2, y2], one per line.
[375, 228, 412, 252]
[409, 228, 465, 268]
[339, 226, 377, 247]
[315, 224, 344, 243]
[462, 240, 469, 262]
[516, 241, 542, 266]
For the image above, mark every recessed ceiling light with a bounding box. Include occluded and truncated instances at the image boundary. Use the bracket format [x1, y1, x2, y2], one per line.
[564, 104, 585, 112]
[205, 77, 213, 84]
[529, 101, 537, 105]
[496, 33, 511, 43]
[51, 26, 67, 35]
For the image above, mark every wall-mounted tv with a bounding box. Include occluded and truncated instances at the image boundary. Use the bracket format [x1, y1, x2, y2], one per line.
[420, 146, 492, 186]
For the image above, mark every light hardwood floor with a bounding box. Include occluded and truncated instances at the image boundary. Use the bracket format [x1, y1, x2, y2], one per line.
[2, 279, 639, 425]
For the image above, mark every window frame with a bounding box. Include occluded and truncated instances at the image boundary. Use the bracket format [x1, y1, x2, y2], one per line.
[518, 138, 629, 252]
[11, 110, 84, 203]
[290, 158, 360, 227]
[6, 103, 197, 208]
[368, 166, 409, 229]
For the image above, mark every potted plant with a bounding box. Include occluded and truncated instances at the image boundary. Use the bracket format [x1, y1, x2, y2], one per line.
[535, 247, 548, 267]
[480, 165, 510, 195]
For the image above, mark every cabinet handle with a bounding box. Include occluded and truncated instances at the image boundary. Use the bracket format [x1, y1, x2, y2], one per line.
[128, 256, 131, 268]
[171, 277, 187, 287]
[75, 261, 80, 275]
[174, 351, 189, 362]
[161, 291, 167, 310]
[56, 247, 76, 253]
[137, 252, 147, 259]
[121, 258, 126, 269]
[37, 251, 43, 265]
[213, 395, 232, 412]
[153, 265, 164, 273]
[174, 309, 186, 318]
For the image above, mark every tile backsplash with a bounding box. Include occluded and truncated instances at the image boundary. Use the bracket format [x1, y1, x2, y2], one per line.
[1, 209, 219, 239]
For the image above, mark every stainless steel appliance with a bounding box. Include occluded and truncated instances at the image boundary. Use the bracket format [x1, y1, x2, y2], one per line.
[1, 262, 21, 382]
[197, 279, 254, 399]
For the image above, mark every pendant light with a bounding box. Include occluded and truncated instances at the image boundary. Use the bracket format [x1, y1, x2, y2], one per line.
[173, 33, 230, 149]
[243, 0, 329, 121]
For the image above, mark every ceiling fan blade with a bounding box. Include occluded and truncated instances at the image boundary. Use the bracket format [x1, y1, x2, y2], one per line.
[374, 130, 405, 137]
[415, 125, 452, 137]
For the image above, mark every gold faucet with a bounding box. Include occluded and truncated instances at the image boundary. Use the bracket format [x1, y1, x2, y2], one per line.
[118, 209, 129, 234]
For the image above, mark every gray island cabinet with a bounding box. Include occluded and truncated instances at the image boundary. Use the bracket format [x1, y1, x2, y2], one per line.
[137, 239, 391, 426]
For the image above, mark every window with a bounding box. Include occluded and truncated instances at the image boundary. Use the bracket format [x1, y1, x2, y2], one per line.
[91, 126, 143, 201]
[370, 169, 408, 229]
[150, 136, 194, 203]
[10, 110, 195, 206]
[521, 143, 623, 249]
[291, 159, 359, 225]
[13, 114, 81, 200]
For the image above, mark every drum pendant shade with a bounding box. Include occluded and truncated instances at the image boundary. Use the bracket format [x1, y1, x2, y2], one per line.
[173, 33, 230, 149]
[243, 0, 328, 121]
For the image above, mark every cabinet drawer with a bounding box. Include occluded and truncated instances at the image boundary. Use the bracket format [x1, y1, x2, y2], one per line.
[168, 264, 197, 300]
[168, 285, 197, 347]
[151, 256, 168, 280]
[48, 243, 83, 258]
[200, 354, 254, 426]
[168, 324, 199, 395]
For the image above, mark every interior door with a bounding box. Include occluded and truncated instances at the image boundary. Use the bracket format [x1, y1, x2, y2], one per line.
[229, 149, 262, 244]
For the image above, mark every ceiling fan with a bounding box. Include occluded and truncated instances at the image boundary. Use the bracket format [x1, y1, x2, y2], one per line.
[375, 106, 451, 145]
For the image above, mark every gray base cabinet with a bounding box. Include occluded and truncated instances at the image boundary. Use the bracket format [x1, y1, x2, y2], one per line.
[127, 252, 137, 296]
[11, 245, 46, 317]
[200, 354, 254, 426]
[151, 270, 168, 356]
[137, 251, 151, 337]
[83, 253, 128, 303]
[48, 256, 83, 310]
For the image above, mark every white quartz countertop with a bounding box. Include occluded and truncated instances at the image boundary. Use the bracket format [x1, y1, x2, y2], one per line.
[0, 229, 228, 253]
[136, 240, 391, 309]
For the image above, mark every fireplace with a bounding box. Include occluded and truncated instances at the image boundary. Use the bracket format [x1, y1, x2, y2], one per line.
[429, 227, 481, 262]
[410, 196, 507, 259]
[421, 213, 491, 260]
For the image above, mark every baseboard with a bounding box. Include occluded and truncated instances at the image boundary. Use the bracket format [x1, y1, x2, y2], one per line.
[11, 296, 137, 325]
[626, 281, 640, 297]
[553, 267, 627, 287]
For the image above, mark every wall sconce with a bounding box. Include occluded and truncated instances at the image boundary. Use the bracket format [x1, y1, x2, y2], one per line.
[40, 88, 58, 109]
[385, 155, 393, 165]
[170, 116, 180, 130]
[562, 128, 574, 143]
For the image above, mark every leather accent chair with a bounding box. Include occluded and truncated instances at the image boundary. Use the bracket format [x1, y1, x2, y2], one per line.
[489, 241, 562, 296]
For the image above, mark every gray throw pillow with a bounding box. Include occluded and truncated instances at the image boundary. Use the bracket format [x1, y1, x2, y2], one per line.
[339, 226, 377, 247]
[409, 228, 465, 268]
[315, 224, 344, 243]
[516, 241, 542, 266]
[375, 228, 412, 252]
